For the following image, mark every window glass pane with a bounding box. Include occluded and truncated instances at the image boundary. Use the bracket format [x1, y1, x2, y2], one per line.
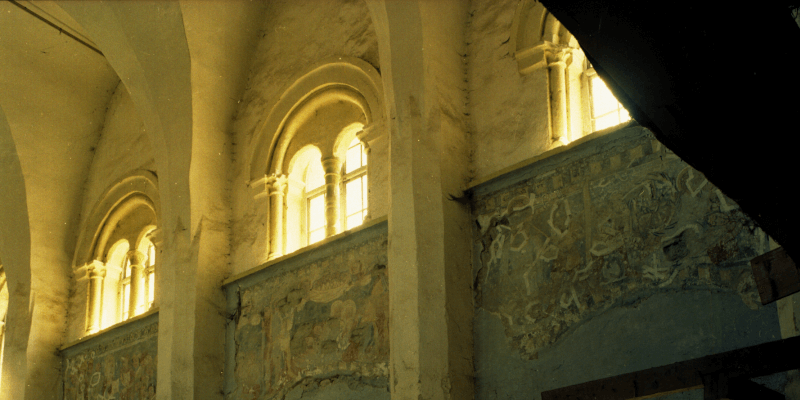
[122, 284, 130, 319]
[345, 139, 364, 174]
[346, 178, 363, 215]
[347, 212, 364, 230]
[306, 161, 325, 191]
[591, 76, 619, 117]
[124, 259, 131, 279]
[309, 227, 325, 244]
[308, 194, 325, 232]
[595, 113, 621, 131]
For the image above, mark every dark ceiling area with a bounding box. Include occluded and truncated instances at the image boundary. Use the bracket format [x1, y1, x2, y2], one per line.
[541, 1, 800, 261]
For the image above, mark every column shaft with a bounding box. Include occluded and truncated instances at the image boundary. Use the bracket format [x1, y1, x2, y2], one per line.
[322, 157, 342, 237]
[86, 262, 106, 333]
[128, 250, 146, 317]
[268, 175, 288, 259]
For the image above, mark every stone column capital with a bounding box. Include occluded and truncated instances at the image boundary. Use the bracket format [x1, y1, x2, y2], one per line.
[321, 156, 342, 172]
[545, 46, 573, 67]
[127, 250, 146, 266]
[269, 174, 288, 195]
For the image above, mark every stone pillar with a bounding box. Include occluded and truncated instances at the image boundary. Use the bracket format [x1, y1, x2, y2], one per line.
[269, 174, 288, 259]
[357, 120, 388, 221]
[547, 48, 572, 147]
[127, 250, 146, 317]
[322, 157, 342, 237]
[146, 228, 163, 308]
[85, 260, 106, 333]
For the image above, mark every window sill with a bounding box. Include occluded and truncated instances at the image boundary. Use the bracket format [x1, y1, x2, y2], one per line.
[61, 307, 159, 351]
[469, 120, 639, 189]
[224, 215, 388, 287]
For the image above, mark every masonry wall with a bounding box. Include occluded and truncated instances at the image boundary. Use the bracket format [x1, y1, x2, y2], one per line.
[62, 312, 158, 400]
[471, 126, 783, 399]
[224, 220, 389, 400]
[467, 0, 552, 181]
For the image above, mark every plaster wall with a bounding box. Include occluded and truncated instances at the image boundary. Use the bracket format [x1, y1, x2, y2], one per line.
[467, 0, 552, 181]
[67, 82, 153, 343]
[229, 0, 380, 275]
[62, 312, 158, 400]
[471, 126, 783, 399]
[224, 221, 389, 400]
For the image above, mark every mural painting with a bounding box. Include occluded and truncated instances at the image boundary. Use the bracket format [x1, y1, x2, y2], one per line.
[231, 233, 389, 399]
[473, 129, 769, 359]
[63, 321, 158, 400]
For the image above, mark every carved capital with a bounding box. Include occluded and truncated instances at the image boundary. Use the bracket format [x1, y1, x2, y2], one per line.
[269, 174, 288, 196]
[545, 46, 573, 67]
[127, 250, 146, 266]
[87, 260, 107, 279]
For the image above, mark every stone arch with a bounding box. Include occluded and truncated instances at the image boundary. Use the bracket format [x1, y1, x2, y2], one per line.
[73, 171, 160, 268]
[249, 56, 384, 182]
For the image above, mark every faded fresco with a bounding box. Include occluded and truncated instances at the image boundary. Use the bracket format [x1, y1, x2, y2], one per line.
[230, 233, 389, 400]
[473, 128, 769, 359]
[63, 321, 158, 400]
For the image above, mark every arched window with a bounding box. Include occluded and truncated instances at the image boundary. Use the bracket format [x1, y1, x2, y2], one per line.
[513, 1, 632, 146]
[249, 59, 385, 260]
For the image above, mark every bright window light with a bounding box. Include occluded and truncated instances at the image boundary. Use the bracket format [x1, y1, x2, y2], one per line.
[343, 138, 367, 230]
[591, 75, 630, 131]
[307, 193, 326, 244]
[306, 160, 326, 245]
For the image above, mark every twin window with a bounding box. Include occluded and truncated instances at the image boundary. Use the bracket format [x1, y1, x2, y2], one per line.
[303, 138, 368, 247]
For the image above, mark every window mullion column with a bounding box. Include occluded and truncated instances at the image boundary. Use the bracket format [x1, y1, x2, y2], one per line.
[86, 260, 106, 333]
[269, 174, 288, 259]
[127, 250, 146, 317]
[546, 47, 573, 147]
[322, 157, 342, 237]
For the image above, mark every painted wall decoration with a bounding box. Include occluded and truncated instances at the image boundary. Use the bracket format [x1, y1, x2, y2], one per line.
[63, 318, 158, 400]
[228, 229, 389, 400]
[472, 127, 771, 360]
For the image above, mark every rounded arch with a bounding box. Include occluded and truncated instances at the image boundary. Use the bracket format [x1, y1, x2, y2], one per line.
[249, 56, 384, 181]
[333, 122, 366, 162]
[73, 170, 160, 268]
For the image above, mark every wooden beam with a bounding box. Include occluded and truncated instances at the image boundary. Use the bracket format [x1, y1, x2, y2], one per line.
[541, 336, 800, 400]
[751, 247, 799, 305]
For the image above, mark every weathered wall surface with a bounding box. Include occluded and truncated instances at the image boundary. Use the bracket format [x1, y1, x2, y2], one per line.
[467, 0, 552, 181]
[225, 221, 389, 400]
[62, 313, 158, 400]
[472, 126, 783, 399]
[229, 0, 379, 274]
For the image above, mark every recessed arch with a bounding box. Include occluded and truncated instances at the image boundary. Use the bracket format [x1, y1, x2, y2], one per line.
[249, 56, 384, 181]
[73, 170, 160, 269]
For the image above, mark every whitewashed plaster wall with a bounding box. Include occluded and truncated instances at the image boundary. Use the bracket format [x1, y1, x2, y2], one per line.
[467, 0, 552, 181]
[230, 0, 380, 275]
[66, 82, 153, 343]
